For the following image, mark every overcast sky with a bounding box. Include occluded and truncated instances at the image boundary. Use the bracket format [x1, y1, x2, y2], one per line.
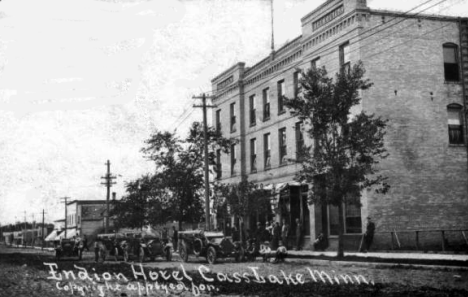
[0, 0, 467, 225]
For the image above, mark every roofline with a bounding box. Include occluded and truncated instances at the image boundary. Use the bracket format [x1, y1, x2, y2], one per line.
[66, 199, 108, 205]
[301, 0, 336, 22]
[369, 9, 467, 22]
[211, 62, 245, 83]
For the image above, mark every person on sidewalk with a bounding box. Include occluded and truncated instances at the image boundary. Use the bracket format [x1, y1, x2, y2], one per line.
[281, 220, 289, 249]
[172, 226, 178, 252]
[83, 235, 89, 252]
[271, 221, 280, 250]
[273, 240, 288, 263]
[362, 217, 375, 252]
[94, 237, 100, 263]
[295, 218, 303, 251]
[313, 232, 327, 251]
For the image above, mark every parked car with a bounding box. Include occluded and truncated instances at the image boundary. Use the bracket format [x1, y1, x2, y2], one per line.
[97, 232, 172, 262]
[54, 239, 83, 261]
[178, 230, 244, 264]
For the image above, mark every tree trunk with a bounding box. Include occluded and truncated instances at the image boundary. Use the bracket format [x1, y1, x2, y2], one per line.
[239, 217, 243, 244]
[337, 202, 345, 258]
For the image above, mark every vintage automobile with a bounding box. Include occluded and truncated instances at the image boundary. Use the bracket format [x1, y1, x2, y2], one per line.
[97, 232, 172, 262]
[54, 238, 83, 261]
[178, 230, 244, 264]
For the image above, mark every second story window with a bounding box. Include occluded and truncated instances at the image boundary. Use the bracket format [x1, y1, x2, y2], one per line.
[230, 144, 236, 176]
[264, 133, 271, 169]
[249, 94, 256, 126]
[230, 103, 236, 133]
[293, 71, 300, 99]
[216, 109, 221, 133]
[443, 43, 460, 82]
[279, 128, 287, 165]
[278, 80, 285, 114]
[216, 149, 222, 179]
[263, 88, 270, 121]
[447, 103, 464, 145]
[311, 57, 320, 70]
[339, 42, 350, 74]
[250, 138, 257, 173]
[295, 121, 304, 160]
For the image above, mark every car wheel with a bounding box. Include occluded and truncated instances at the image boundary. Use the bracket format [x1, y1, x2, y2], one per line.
[207, 246, 217, 264]
[193, 238, 203, 257]
[165, 248, 172, 261]
[179, 242, 189, 262]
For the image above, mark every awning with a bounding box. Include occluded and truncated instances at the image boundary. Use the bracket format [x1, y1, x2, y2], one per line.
[56, 229, 77, 240]
[45, 230, 58, 242]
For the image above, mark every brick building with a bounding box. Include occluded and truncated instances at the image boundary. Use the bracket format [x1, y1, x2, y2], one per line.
[62, 200, 109, 239]
[211, 0, 468, 250]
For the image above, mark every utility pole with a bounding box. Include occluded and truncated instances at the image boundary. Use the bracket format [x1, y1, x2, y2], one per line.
[101, 160, 116, 233]
[23, 211, 26, 248]
[60, 197, 69, 239]
[41, 209, 46, 250]
[193, 93, 216, 231]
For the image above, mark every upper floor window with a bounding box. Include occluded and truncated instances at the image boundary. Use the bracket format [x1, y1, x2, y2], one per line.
[216, 109, 221, 133]
[443, 43, 460, 82]
[277, 80, 285, 114]
[230, 144, 237, 176]
[264, 133, 271, 169]
[216, 149, 222, 179]
[279, 128, 287, 165]
[311, 57, 320, 70]
[295, 121, 305, 160]
[339, 42, 350, 74]
[263, 88, 270, 121]
[230, 103, 236, 133]
[249, 94, 256, 126]
[447, 103, 464, 145]
[250, 138, 257, 173]
[293, 71, 300, 99]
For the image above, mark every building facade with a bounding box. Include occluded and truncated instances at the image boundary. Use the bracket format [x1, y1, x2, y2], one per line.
[211, 0, 468, 250]
[64, 200, 108, 239]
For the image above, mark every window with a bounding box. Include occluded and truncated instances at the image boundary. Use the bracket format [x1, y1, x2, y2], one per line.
[263, 88, 270, 121]
[345, 202, 362, 234]
[279, 128, 287, 165]
[216, 110, 221, 133]
[339, 42, 350, 74]
[447, 104, 464, 144]
[230, 144, 236, 176]
[264, 133, 271, 169]
[249, 95, 256, 126]
[295, 121, 304, 160]
[250, 138, 257, 173]
[230, 103, 236, 132]
[443, 43, 460, 81]
[293, 71, 300, 99]
[216, 149, 222, 179]
[311, 57, 320, 69]
[277, 80, 285, 114]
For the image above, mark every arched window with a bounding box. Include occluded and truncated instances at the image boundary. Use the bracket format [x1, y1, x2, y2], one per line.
[447, 103, 464, 144]
[443, 43, 460, 81]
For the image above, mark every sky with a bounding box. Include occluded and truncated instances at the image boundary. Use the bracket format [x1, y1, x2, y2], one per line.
[0, 0, 467, 225]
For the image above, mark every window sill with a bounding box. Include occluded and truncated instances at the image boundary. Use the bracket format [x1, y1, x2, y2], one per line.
[449, 143, 466, 147]
[250, 123, 256, 127]
[230, 129, 237, 134]
[444, 80, 461, 84]
[278, 110, 286, 115]
[264, 167, 271, 171]
[263, 117, 270, 122]
[279, 162, 288, 167]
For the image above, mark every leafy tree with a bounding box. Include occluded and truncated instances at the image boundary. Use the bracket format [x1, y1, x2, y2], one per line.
[114, 122, 233, 231]
[214, 176, 271, 242]
[284, 62, 389, 257]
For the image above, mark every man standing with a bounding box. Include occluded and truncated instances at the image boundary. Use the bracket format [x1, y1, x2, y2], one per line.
[281, 220, 289, 249]
[271, 221, 280, 249]
[295, 218, 302, 251]
[172, 226, 178, 252]
[362, 217, 375, 252]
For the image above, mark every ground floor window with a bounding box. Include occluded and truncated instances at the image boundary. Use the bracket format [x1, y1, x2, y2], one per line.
[327, 200, 362, 236]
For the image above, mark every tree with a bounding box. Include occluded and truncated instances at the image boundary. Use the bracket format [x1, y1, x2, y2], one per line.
[214, 176, 271, 242]
[137, 122, 233, 230]
[284, 62, 389, 257]
[112, 174, 168, 230]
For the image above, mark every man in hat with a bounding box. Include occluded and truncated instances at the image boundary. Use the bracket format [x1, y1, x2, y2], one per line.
[362, 217, 375, 252]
